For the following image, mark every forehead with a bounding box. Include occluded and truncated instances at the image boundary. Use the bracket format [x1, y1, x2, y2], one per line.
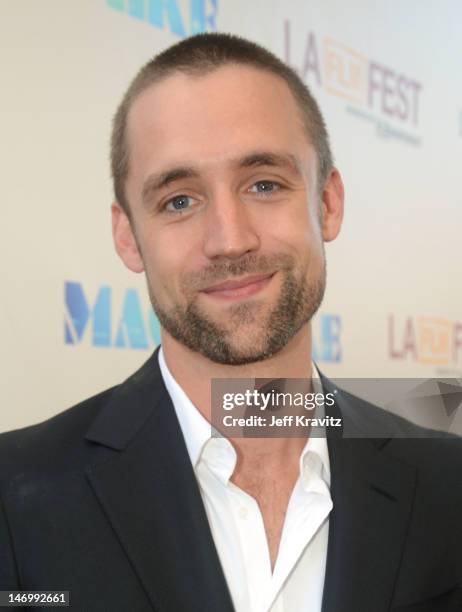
[126, 64, 314, 181]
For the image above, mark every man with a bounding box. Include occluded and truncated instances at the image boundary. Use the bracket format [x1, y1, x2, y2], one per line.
[0, 33, 461, 612]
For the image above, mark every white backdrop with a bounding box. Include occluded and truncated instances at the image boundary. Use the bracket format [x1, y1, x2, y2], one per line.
[2, 0, 461, 432]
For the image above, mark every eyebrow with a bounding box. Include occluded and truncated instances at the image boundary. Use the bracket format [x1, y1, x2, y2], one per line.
[236, 151, 302, 173]
[142, 167, 198, 204]
[141, 151, 303, 206]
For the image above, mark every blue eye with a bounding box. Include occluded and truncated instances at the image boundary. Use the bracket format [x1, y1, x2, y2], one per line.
[249, 180, 280, 194]
[165, 195, 194, 212]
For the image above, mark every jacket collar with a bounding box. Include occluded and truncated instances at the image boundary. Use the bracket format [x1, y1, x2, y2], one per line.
[320, 373, 417, 612]
[85, 348, 163, 451]
[85, 347, 235, 612]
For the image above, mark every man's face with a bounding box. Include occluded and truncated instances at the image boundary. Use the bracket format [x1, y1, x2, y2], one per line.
[114, 64, 343, 365]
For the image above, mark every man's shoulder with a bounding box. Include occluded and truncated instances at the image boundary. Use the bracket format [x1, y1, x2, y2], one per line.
[384, 423, 462, 478]
[0, 350, 163, 483]
[0, 385, 119, 482]
[336, 382, 462, 477]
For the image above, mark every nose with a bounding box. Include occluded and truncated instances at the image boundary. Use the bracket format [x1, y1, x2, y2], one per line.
[202, 190, 260, 260]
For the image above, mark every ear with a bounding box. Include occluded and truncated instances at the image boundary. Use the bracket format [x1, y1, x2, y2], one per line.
[111, 202, 144, 273]
[321, 168, 344, 242]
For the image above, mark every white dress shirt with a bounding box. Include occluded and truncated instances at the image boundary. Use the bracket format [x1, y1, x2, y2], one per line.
[158, 347, 332, 612]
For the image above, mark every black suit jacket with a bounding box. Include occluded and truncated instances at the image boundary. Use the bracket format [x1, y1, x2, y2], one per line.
[1, 348, 461, 611]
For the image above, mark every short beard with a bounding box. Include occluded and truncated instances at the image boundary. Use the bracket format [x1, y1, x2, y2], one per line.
[148, 253, 326, 366]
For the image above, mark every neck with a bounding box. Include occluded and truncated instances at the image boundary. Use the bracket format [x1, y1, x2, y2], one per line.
[161, 325, 313, 464]
[162, 324, 312, 407]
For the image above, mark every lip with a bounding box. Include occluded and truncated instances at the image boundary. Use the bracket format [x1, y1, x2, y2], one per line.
[201, 273, 275, 299]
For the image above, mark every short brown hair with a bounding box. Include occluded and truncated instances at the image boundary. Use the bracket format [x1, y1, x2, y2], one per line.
[110, 32, 333, 215]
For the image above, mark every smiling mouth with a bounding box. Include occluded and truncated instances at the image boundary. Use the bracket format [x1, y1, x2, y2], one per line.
[200, 273, 275, 300]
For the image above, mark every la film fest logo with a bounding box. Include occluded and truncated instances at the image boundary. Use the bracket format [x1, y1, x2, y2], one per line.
[388, 315, 462, 374]
[284, 20, 423, 146]
[212, 380, 342, 437]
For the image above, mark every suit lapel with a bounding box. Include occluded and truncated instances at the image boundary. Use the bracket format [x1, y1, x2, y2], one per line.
[84, 350, 234, 612]
[321, 376, 417, 612]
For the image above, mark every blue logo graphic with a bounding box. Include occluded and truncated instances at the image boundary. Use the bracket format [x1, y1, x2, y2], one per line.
[312, 315, 342, 363]
[65, 281, 161, 349]
[107, 0, 218, 37]
[65, 282, 341, 361]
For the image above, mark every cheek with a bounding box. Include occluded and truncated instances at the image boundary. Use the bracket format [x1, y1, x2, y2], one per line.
[136, 217, 204, 293]
[143, 239, 198, 304]
[264, 196, 320, 243]
[280, 220, 324, 277]
[267, 213, 321, 257]
[142, 243, 176, 292]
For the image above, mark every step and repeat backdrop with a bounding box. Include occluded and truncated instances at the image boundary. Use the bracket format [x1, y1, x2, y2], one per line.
[2, 0, 461, 431]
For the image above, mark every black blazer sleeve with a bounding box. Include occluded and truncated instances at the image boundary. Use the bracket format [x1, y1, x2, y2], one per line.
[0, 494, 21, 589]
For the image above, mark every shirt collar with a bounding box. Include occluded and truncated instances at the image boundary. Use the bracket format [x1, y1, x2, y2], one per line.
[158, 346, 331, 487]
[159, 346, 211, 467]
